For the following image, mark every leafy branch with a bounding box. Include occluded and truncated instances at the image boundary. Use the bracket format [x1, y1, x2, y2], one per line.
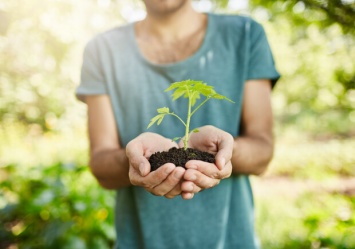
[147, 80, 234, 150]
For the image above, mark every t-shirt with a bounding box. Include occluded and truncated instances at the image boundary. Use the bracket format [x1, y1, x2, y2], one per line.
[77, 13, 280, 249]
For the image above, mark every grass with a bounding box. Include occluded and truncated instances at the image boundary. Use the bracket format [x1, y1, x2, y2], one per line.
[252, 132, 355, 249]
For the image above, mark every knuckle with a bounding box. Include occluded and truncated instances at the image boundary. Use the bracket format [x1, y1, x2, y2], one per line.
[129, 177, 139, 186]
[130, 180, 137, 186]
[224, 166, 232, 178]
[145, 187, 160, 196]
[203, 179, 214, 189]
[151, 186, 167, 197]
[153, 191, 165, 197]
[164, 194, 175, 199]
[193, 185, 202, 193]
[212, 171, 221, 179]
[208, 180, 220, 189]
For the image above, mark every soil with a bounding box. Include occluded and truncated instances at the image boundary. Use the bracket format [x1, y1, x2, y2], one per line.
[149, 147, 215, 171]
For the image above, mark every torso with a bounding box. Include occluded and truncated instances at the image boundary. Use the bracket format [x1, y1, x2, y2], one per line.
[79, 14, 278, 249]
[135, 14, 208, 64]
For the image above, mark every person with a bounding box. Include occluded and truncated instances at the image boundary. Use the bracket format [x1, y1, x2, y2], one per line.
[76, 0, 280, 248]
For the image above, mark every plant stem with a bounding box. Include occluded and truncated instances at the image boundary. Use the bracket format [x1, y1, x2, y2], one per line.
[184, 87, 193, 150]
[168, 113, 186, 127]
[190, 96, 212, 117]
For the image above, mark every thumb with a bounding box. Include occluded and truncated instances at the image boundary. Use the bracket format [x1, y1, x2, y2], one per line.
[128, 156, 151, 177]
[215, 154, 226, 170]
[126, 142, 151, 176]
[137, 161, 150, 176]
[214, 137, 234, 170]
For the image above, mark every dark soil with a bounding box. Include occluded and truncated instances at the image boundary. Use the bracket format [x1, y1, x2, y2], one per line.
[149, 147, 215, 171]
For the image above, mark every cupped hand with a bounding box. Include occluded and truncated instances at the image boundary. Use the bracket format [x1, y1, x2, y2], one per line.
[126, 132, 185, 198]
[178, 126, 234, 199]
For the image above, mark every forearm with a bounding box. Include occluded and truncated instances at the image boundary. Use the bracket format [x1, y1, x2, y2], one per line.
[231, 135, 274, 175]
[89, 148, 131, 189]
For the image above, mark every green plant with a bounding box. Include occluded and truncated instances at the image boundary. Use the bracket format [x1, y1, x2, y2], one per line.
[147, 80, 234, 150]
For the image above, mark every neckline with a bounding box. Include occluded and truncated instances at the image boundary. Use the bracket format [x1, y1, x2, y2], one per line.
[129, 13, 214, 72]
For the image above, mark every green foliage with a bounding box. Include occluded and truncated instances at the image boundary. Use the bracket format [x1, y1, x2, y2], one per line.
[249, 0, 355, 34]
[1, 1, 355, 248]
[0, 0, 125, 132]
[259, 15, 355, 136]
[300, 192, 355, 249]
[1, 0, 354, 137]
[1, 125, 354, 248]
[254, 135, 355, 248]
[0, 125, 115, 249]
[147, 80, 234, 149]
[269, 139, 355, 179]
[165, 80, 233, 105]
[0, 163, 115, 249]
[256, 190, 355, 249]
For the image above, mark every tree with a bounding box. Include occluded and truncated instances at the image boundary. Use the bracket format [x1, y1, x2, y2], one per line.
[212, 0, 355, 35]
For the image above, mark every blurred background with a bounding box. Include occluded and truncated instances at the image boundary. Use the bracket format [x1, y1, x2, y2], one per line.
[0, 0, 354, 248]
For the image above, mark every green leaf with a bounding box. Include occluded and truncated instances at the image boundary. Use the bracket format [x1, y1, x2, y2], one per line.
[157, 115, 165, 125]
[211, 93, 235, 103]
[171, 88, 186, 101]
[190, 92, 201, 107]
[153, 80, 234, 132]
[157, 107, 169, 114]
[147, 114, 165, 129]
[192, 129, 199, 133]
[164, 82, 184, 92]
[165, 80, 203, 93]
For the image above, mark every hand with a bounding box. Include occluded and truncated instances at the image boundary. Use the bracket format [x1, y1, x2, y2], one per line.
[179, 126, 234, 199]
[126, 132, 185, 199]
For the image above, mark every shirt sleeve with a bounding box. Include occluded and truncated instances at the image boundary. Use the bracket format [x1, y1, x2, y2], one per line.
[247, 20, 280, 88]
[76, 37, 108, 102]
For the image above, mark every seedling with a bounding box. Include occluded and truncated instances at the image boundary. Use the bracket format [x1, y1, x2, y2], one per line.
[147, 80, 234, 150]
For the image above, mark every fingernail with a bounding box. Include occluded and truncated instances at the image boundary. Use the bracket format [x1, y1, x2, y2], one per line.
[187, 193, 194, 199]
[139, 163, 145, 176]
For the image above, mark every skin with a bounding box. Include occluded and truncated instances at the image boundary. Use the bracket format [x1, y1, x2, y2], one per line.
[143, 0, 190, 17]
[83, 0, 275, 199]
[136, 0, 207, 64]
[85, 79, 273, 199]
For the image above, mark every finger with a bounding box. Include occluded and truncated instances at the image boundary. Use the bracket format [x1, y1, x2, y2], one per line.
[126, 141, 151, 176]
[128, 165, 140, 185]
[164, 184, 182, 199]
[191, 161, 232, 180]
[164, 178, 184, 199]
[129, 159, 149, 177]
[177, 139, 184, 149]
[151, 167, 185, 197]
[181, 180, 201, 193]
[183, 169, 220, 189]
[185, 160, 226, 180]
[215, 134, 234, 170]
[145, 163, 176, 188]
[181, 192, 194, 200]
[130, 163, 175, 188]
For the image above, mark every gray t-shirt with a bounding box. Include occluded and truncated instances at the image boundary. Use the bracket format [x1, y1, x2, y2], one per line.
[77, 13, 280, 249]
